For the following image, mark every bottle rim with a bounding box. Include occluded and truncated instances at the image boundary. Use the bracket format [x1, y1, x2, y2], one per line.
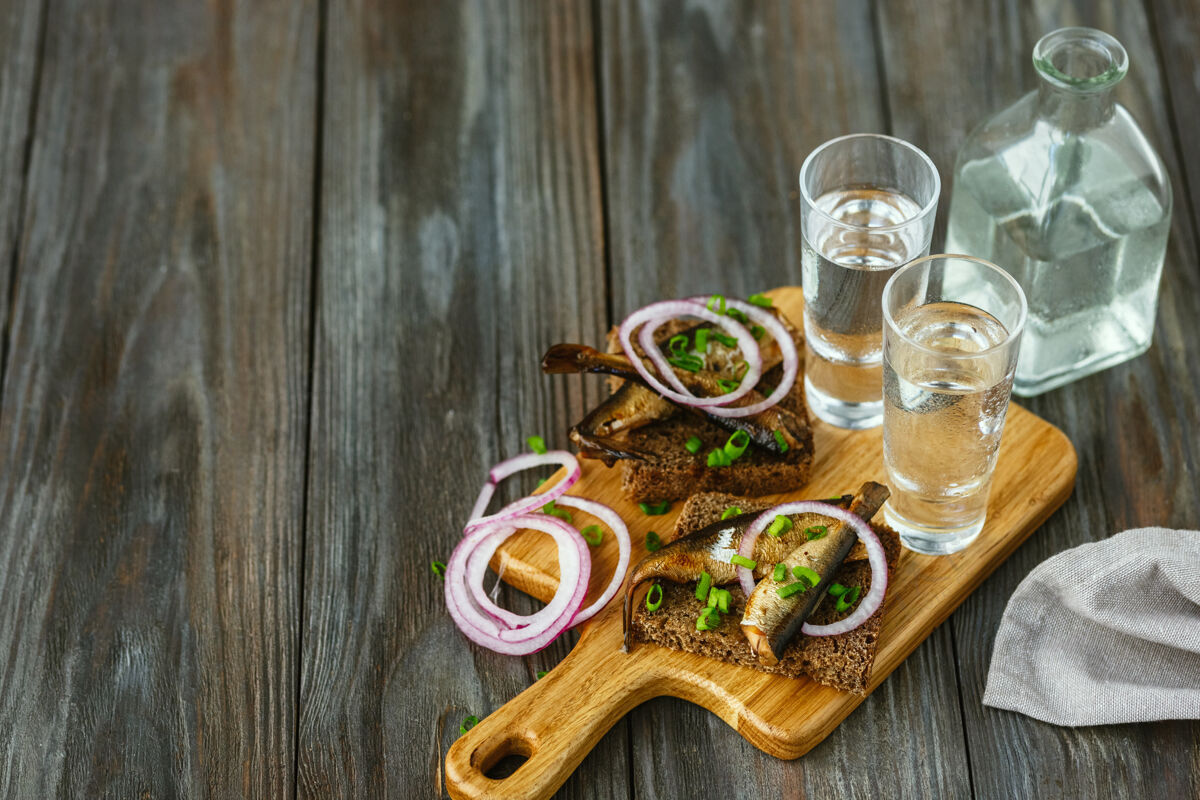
[1033, 27, 1128, 93]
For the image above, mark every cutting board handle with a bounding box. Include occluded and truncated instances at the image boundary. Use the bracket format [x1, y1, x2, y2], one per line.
[444, 614, 658, 800]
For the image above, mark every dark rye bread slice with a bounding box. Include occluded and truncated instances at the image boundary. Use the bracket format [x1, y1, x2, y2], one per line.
[603, 319, 814, 503]
[629, 492, 902, 694]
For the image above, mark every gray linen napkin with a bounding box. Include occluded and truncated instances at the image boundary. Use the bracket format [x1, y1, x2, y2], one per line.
[983, 527, 1200, 726]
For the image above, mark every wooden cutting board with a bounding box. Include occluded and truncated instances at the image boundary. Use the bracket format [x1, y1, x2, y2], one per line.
[444, 287, 1077, 800]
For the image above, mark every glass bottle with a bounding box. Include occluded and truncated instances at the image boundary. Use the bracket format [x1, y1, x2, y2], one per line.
[945, 27, 1172, 396]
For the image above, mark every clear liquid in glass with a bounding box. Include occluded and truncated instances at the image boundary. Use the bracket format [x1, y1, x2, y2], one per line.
[883, 301, 1013, 554]
[802, 187, 926, 429]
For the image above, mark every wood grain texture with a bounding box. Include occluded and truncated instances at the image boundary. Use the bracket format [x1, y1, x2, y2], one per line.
[0, 0, 316, 796]
[297, 2, 616, 797]
[596, 3, 974, 798]
[444, 287, 1077, 800]
[878, 1, 1200, 797]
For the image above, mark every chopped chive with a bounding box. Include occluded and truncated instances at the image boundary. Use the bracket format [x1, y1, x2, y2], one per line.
[776, 581, 807, 599]
[750, 324, 765, 340]
[668, 334, 689, 354]
[707, 587, 720, 608]
[723, 430, 750, 461]
[773, 430, 789, 452]
[835, 585, 863, 614]
[696, 607, 721, 631]
[581, 524, 603, 546]
[431, 560, 446, 579]
[720, 506, 742, 520]
[730, 554, 757, 570]
[767, 515, 793, 537]
[545, 506, 573, 523]
[684, 435, 703, 454]
[536, 670, 549, 679]
[824, 496, 845, 503]
[645, 530, 663, 552]
[793, 565, 821, 587]
[706, 449, 731, 468]
[459, 715, 480, 736]
[711, 331, 737, 348]
[537, 477, 548, 487]
[735, 361, 749, 380]
[645, 583, 664, 613]
[694, 328, 709, 352]
[747, 293, 773, 308]
[727, 308, 749, 324]
[827, 582, 849, 597]
[639, 501, 670, 515]
[772, 563, 786, 581]
[527, 435, 548, 454]
[695, 571, 712, 601]
[716, 588, 731, 614]
[668, 354, 704, 372]
[805, 524, 828, 540]
[706, 294, 726, 314]
[717, 378, 740, 394]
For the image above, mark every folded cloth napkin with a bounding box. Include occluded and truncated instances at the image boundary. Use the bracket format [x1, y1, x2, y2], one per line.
[984, 527, 1200, 726]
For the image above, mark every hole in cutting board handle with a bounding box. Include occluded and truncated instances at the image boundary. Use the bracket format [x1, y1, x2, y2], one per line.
[471, 733, 535, 781]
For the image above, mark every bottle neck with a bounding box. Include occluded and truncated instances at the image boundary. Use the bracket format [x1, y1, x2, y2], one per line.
[1035, 82, 1116, 131]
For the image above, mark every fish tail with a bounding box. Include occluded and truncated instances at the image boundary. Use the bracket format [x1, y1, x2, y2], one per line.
[541, 343, 596, 374]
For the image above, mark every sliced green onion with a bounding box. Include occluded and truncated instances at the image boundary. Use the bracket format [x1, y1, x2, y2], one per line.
[773, 430, 789, 452]
[706, 294, 726, 314]
[793, 565, 821, 587]
[544, 504, 573, 523]
[694, 328, 709, 352]
[723, 430, 750, 461]
[668, 334, 689, 354]
[460, 715, 480, 736]
[717, 378, 740, 394]
[716, 588, 731, 614]
[668, 354, 704, 372]
[431, 560, 446, 579]
[767, 515, 793, 537]
[735, 361, 750, 380]
[537, 477, 548, 487]
[536, 670, 549, 679]
[639, 501, 670, 515]
[727, 308, 749, 324]
[526, 435, 548, 455]
[645, 583, 664, 613]
[720, 506, 742, 520]
[711, 331, 737, 348]
[776, 582, 807, 599]
[696, 607, 721, 631]
[824, 495, 845, 503]
[805, 524, 828, 540]
[772, 563, 786, 581]
[695, 571, 712, 601]
[707, 587, 720, 608]
[836, 585, 863, 613]
[581, 524, 603, 546]
[706, 449, 731, 468]
[748, 293, 773, 308]
[730, 554, 757, 570]
[645, 530, 663, 552]
[827, 582, 849, 597]
[684, 436, 703, 454]
[750, 324, 765, 340]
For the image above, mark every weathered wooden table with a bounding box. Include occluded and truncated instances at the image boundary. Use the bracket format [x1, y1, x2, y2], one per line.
[0, 1, 1196, 798]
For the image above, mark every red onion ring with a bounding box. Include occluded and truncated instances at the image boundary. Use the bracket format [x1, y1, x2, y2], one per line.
[736, 501, 888, 636]
[444, 513, 590, 654]
[465, 450, 581, 529]
[554, 495, 631, 626]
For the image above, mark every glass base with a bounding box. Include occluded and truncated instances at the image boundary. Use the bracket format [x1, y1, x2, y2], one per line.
[805, 376, 883, 430]
[884, 503, 984, 555]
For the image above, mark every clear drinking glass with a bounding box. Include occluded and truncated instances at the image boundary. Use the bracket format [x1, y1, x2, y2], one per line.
[799, 134, 940, 430]
[881, 255, 1027, 555]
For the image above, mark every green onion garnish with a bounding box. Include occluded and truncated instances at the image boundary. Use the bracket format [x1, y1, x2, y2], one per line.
[696, 607, 721, 631]
[711, 331, 737, 348]
[645, 583, 664, 613]
[543, 503, 573, 523]
[639, 501, 670, 515]
[824, 496, 845, 503]
[772, 563, 786, 581]
[460, 716, 480, 736]
[730, 554, 757, 570]
[748, 293, 773, 308]
[706, 294, 726, 314]
[684, 436, 703, 454]
[827, 582, 849, 597]
[767, 515, 793, 537]
[793, 565, 821, 587]
[835, 585, 862, 614]
[536, 670, 549, 679]
[750, 324, 765, 340]
[716, 588, 731, 614]
[735, 360, 749, 380]
[581, 524, 603, 546]
[720, 506, 742, 520]
[537, 477, 547, 487]
[706, 449, 731, 468]
[717, 378, 740, 394]
[668, 334, 689, 354]
[773, 430, 789, 452]
[776, 582, 807, 599]
[694, 328, 709, 352]
[431, 560, 446, 579]
[668, 354, 704, 372]
[707, 587, 720, 608]
[727, 308, 749, 324]
[695, 571, 712, 601]
[805, 525, 828, 540]
[527, 435, 548, 455]
[723, 430, 750, 461]
[645, 530, 663, 552]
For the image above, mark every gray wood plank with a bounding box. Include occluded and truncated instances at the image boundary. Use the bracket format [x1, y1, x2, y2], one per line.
[879, 1, 1200, 797]
[297, 2, 619, 797]
[0, 0, 316, 797]
[599, 2, 972, 798]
